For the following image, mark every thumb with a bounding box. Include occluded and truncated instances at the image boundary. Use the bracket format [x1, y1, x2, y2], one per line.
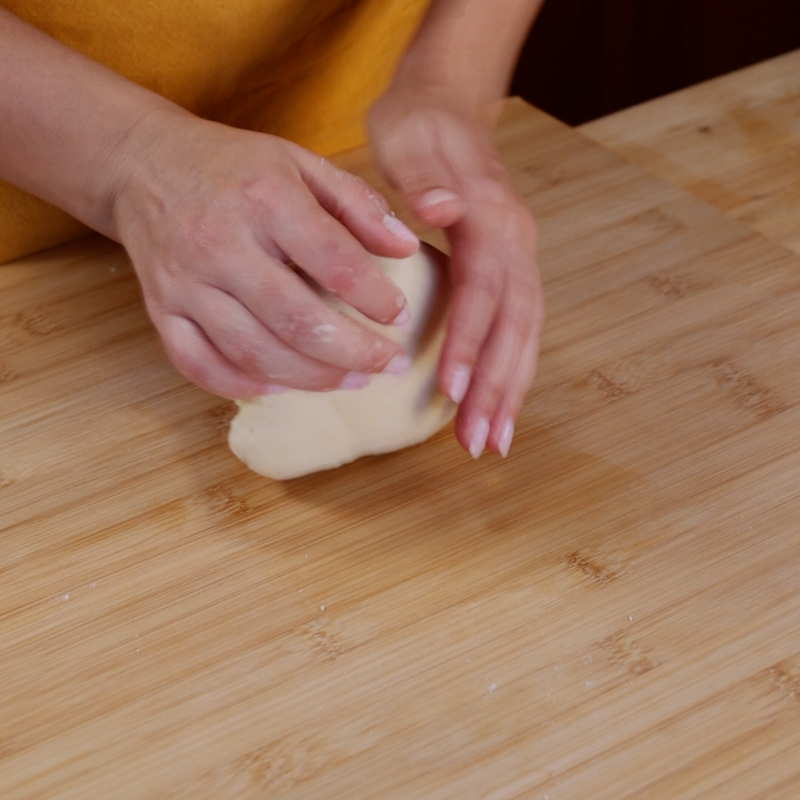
[371, 114, 466, 229]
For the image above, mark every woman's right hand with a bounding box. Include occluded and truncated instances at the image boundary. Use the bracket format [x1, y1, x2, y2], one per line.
[110, 110, 421, 399]
[0, 9, 420, 399]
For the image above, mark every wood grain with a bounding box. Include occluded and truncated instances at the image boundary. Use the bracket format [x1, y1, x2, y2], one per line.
[2, 99, 800, 799]
[581, 48, 800, 255]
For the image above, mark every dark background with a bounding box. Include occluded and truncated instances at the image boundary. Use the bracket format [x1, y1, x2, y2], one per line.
[511, 0, 800, 125]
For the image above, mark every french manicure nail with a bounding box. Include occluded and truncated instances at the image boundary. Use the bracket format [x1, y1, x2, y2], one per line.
[448, 364, 471, 404]
[498, 418, 514, 458]
[339, 372, 371, 390]
[469, 416, 490, 460]
[263, 384, 290, 395]
[393, 305, 411, 326]
[418, 188, 459, 209]
[384, 354, 411, 375]
[382, 213, 419, 246]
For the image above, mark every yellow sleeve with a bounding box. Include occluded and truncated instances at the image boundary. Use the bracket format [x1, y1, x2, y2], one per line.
[0, 0, 428, 264]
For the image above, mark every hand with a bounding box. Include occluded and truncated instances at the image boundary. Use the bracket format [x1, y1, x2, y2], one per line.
[369, 88, 545, 459]
[111, 110, 420, 399]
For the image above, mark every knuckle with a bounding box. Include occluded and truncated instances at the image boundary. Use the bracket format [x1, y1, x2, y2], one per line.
[464, 265, 503, 305]
[470, 370, 504, 413]
[176, 207, 236, 254]
[170, 345, 208, 387]
[479, 178, 509, 206]
[400, 167, 443, 195]
[450, 308, 489, 360]
[144, 268, 190, 313]
[241, 164, 293, 212]
[516, 278, 545, 335]
[158, 316, 232, 395]
[222, 330, 262, 375]
[365, 189, 390, 217]
[349, 331, 395, 372]
[308, 219, 348, 261]
[245, 180, 285, 218]
[321, 259, 357, 296]
[142, 293, 170, 325]
[450, 331, 485, 368]
[507, 302, 536, 343]
[272, 305, 327, 352]
[273, 310, 310, 345]
[348, 173, 377, 199]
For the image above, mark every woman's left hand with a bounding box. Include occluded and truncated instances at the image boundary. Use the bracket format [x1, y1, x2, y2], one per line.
[369, 87, 545, 459]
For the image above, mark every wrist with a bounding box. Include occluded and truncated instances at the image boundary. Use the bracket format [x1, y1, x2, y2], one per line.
[386, 31, 513, 133]
[385, 0, 545, 126]
[396, 53, 495, 112]
[86, 100, 192, 240]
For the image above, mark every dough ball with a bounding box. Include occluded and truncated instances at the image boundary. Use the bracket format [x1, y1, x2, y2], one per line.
[228, 244, 455, 479]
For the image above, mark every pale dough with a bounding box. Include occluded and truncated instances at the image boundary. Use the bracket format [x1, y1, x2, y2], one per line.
[228, 244, 455, 479]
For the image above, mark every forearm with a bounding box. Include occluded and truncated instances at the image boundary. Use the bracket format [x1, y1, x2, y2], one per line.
[0, 9, 184, 237]
[395, 0, 546, 113]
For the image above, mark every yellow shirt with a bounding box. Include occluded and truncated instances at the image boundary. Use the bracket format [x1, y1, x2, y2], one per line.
[0, 0, 428, 264]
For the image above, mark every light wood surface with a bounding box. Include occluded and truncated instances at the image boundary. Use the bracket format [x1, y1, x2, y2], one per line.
[581, 49, 800, 255]
[3, 99, 800, 799]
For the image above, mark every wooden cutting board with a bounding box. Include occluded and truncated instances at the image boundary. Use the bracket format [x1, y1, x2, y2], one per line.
[2, 99, 800, 800]
[581, 49, 800, 256]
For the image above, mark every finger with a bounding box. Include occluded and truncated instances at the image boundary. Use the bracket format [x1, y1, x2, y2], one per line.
[437, 213, 505, 405]
[486, 324, 543, 458]
[456, 268, 544, 457]
[155, 313, 284, 400]
[293, 148, 420, 259]
[269, 186, 411, 325]
[188, 284, 355, 391]
[370, 113, 466, 228]
[451, 272, 529, 457]
[412, 188, 466, 229]
[486, 269, 544, 454]
[216, 243, 408, 374]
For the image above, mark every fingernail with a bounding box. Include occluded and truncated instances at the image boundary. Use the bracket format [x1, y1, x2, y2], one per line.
[392, 305, 411, 326]
[447, 364, 471, 404]
[263, 384, 290, 395]
[384, 354, 411, 375]
[339, 372, 371, 390]
[382, 213, 419, 246]
[469, 416, 490, 460]
[498, 418, 514, 458]
[418, 188, 459, 209]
